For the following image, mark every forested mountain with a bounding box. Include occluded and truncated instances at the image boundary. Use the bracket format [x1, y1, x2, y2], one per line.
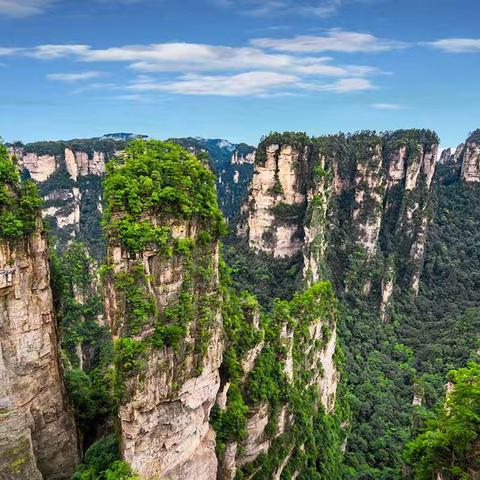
[230, 129, 480, 478]
[0, 129, 478, 480]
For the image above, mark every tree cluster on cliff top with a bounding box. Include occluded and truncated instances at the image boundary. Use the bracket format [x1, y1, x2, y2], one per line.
[0, 143, 42, 239]
[103, 139, 225, 252]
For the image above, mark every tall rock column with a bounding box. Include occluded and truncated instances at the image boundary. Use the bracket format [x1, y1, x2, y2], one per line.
[103, 140, 225, 479]
[0, 146, 78, 479]
[238, 134, 311, 258]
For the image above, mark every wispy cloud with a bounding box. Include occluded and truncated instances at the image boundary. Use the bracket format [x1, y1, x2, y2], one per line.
[302, 77, 375, 93]
[127, 72, 375, 96]
[110, 94, 152, 102]
[0, 0, 56, 17]
[0, 0, 149, 17]
[17, 40, 388, 76]
[47, 71, 104, 81]
[28, 45, 91, 59]
[425, 38, 480, 53]
[252, 29, 408, 53]
[3, 32, 402, 97]
[128, 71, 299, 96]
[297, 0, 342, 17]
[371, 102, 403, 110]
[210, 0, 349, 18]
[0, 47, 22, 56]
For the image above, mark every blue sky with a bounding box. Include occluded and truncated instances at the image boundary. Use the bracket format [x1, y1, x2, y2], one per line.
[0, 0, 479, 147]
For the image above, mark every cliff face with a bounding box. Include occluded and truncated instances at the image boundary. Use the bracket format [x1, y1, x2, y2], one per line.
[239, 131, 439, 315]
[0, 226, 78, 479]
[238, 142, 308, 258]
[219, 135, 343, 479]
[439, 129, 480, 183]
[102, 140, 227, 479]
[232, 130, 444, 477]
[214, 282, 342, 480]
[105, 220, 223, 480]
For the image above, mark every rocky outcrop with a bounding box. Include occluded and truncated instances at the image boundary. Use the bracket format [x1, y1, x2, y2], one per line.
[460, 139, 480, 182]
[13, 150, 57, 182]
[240, 130, 440, 313]
[13, 147, 111, 183]
[239, 141, 309, 258]
[105, 220, 223, 480]
[0, 224, 78, 479]
[102, 140, 230, 480]
[216, 281, 340, 479]
[439, 130, 480, 183]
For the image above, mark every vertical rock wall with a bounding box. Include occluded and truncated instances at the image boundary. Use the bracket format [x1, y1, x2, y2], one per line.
[239, 131, 440, 316]
[105, 220, 223, 480]
[0, 226, 78, 479]
[239, 142, 309, 258]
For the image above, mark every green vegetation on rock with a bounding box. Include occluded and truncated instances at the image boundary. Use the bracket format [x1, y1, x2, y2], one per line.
[404, 363, 480, 479]
[71, 434, 138, 480]
[103, 139, 225, 253]
[0, 143, 42, 239]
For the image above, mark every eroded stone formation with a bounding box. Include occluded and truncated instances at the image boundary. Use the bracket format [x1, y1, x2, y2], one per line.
[102, 140, 226, 479]
[0, 225, 78, 479]
[104, 219, 223, 480]
[239, 130, 440, 319]
[439, 129, 480, 183]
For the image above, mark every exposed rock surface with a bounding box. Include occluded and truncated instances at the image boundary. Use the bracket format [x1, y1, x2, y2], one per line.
[11, 140, 125, 260]
[239, 131, 440, 315]
[216, 286, 339, 478]
[0, 224, 78, 479]
[105, 219, 223, 480]
[460, 140, 480, 182]
[438, 130, 480, 183]
[239, 143, 308, 258]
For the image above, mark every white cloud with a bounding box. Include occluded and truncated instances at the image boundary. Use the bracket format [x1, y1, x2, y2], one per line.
[28, 44, 91, 59]
[14, 41, 384, 79]
[252, 29, 408, 53]
[47, 71, 103, 81]
[302, 77, 375, 93]
[127, 72, 375, 96]
[425, 38, 480, 53]
[0, 0, 56, 16]
[297, 0, 342, 17]
[3, 34, 398, 97]
[0, 47, 21, 56]
[0, 0, 150, 16]
[111, 94, 151, 102]
[371, 102, 403, 110]
[128, 71, 299, 96]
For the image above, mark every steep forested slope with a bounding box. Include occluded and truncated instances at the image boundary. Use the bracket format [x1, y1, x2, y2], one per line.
[232, 129, 480, 479]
